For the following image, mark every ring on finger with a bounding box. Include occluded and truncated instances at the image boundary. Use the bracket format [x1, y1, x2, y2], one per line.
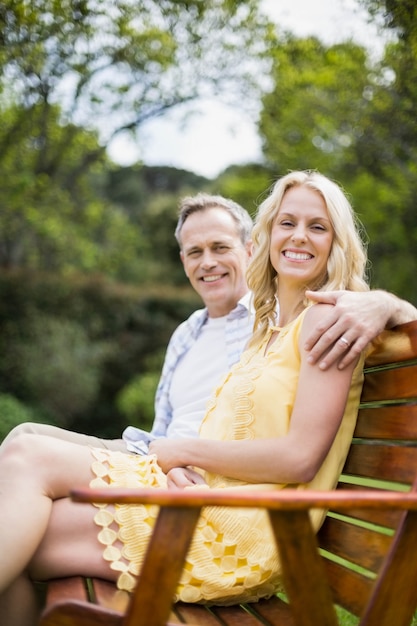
[340, 336, 349, 347]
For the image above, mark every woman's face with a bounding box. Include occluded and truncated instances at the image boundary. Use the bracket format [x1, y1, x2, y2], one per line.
[269, 185, 334, 290]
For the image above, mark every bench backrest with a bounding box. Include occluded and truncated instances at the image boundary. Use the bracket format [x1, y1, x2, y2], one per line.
[318, 320, 417, 618]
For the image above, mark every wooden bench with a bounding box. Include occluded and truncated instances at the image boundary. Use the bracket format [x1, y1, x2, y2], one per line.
[39, 320, 417, 626]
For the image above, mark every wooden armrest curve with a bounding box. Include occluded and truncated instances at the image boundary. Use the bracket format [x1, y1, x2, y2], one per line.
[71, 486, 417, 510]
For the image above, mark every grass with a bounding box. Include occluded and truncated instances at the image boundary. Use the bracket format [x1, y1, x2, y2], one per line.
[275, 597, 417, 625]
[337, 606, 417, 625]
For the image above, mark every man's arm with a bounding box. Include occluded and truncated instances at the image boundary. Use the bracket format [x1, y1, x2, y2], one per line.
[304, 289, 417, 370]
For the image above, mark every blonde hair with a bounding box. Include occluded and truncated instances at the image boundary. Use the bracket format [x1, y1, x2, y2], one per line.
[246, 171, 369, 346]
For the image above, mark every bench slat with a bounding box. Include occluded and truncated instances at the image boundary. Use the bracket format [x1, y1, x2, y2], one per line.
[361, 363, 417, 402]
[212, 604, 272, 625]
[246, 596, 294, 625]
[92, 579, 129, 613]
[332, 483, 403, 528]
[355, 403, 417, 439]
[175, 597, 294, 626]
[364, 323, 417, 367]
[40, 601, 123, 626]
[123, 505, 201, 626]
[318, 516, 392, 573]
[175, 603, 228, 625]
[46, 577, 88, 605]
[343, 443, 417, 483]
[322, 558, 373, 616]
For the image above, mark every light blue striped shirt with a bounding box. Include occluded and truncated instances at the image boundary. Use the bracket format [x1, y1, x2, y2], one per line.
[122, 292, 254, 453]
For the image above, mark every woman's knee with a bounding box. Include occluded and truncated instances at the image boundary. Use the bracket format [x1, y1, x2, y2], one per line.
[0, 433, 58, 478]
[1, 422, 47, 447]
[0, 436, 39, 489]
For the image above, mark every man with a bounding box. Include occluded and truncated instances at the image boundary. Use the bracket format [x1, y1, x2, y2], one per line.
[3, 193, 417, 450]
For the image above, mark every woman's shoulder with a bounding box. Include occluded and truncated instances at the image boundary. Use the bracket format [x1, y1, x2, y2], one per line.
[303, 301, 334, 324]
[299, 302, 334, 340]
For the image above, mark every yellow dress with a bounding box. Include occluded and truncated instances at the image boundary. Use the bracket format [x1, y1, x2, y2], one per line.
[91, 307, 365, 604]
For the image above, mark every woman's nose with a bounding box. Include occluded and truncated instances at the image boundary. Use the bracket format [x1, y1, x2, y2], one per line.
[291, 227, 306, 243]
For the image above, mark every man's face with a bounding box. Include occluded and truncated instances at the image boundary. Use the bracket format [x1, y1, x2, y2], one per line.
[179, 207, 252, 318]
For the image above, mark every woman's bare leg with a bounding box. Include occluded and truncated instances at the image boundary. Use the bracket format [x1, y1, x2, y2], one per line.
[29, 496, 118, 581]
[0, 433, 124, 625]
[0, 500, 115, 626]
[0, 433, 101, 591]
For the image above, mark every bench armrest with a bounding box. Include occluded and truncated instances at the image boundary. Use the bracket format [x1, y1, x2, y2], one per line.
[71, 486, 417, 626]
[72, 485, 417, 511]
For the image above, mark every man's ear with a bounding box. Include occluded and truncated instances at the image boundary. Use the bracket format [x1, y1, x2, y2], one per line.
[180, 251, 188, 277]
[246, 239, 254, 258]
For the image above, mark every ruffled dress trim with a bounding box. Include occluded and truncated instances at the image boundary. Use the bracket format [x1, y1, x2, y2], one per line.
[90, 447, 167, 592]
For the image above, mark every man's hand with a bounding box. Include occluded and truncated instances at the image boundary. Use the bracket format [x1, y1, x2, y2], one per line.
[166, 467, 207, 490]
[304, 289, 412, 370]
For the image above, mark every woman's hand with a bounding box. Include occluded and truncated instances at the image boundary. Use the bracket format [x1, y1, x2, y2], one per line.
[166, 467, 207, 490]
[148, 438, 207, 489]
[149, 437, 190, 473]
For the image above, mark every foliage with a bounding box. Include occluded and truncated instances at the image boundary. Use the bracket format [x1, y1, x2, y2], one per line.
[0, 101, 146, 279]
[0, 0, 273, 278]
[11, 314, 114, 427]
[0, 393, 44, 442]
[347, 169, 417, 298]
[260, 36, 371, 179]
[117, 371, 161, 432]
[104, 165, 213, 284]
[258, 23, 417, 304]
[214, 163, 276, 217]
[0, 0, 271, 142]
[0, 270, 201, 437]
[351, 0, 417, 302]
[361, 0, 417, 37]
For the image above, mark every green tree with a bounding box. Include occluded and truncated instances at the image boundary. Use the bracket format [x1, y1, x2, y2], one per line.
[361, 0, 417, 37]
[354, 0, 417, 175]
[0, 394, 43, 442]
[11, 315, 114, 427]
[0, 101, 147, 278]
[0, 0, 271, 145]
[352, 0, 417, 302]
[258, 27, 417, 303]
[259, 36, 371, 179]
[214, 163, 275, 217]
[0, 0, 273, 277]
[103, 164, 213, 284]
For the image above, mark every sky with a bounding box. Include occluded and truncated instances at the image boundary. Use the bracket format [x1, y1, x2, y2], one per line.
[107, 0, 384, 179]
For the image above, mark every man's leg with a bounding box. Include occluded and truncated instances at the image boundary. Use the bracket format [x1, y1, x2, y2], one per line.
[1, 422, 127, 451]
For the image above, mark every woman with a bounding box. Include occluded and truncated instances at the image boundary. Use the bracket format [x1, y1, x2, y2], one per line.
[0, 171, 369, 625]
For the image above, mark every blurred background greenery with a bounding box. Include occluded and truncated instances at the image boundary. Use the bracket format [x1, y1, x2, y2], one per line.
[0, 0, 416, 441]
